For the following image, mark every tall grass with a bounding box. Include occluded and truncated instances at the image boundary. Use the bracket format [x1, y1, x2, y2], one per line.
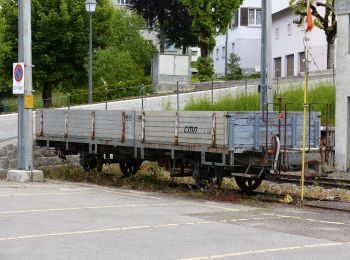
[184, 84, 335, 125]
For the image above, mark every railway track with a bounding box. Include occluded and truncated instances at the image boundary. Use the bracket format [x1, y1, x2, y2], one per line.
[268, 173, 350, 190]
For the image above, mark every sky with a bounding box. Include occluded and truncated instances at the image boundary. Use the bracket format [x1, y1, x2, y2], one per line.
[272, 0, 290, 13]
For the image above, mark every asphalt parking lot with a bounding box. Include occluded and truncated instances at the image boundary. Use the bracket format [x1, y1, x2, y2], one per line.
[0, 179, 350, 260]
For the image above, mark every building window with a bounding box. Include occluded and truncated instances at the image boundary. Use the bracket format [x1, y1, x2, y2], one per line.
[248, 9, 262, 26]
[216, 48, 219, 60]
[222, 47, 226, 58]
[286, 54, 294, 77]
[288, 23, 291, 35]
[231, 43, 235, 53]
[116, 0, 128, 5]
[274, 57, 282, 78]
[299, 52, 306, 73]
[275, 27, 279, 39]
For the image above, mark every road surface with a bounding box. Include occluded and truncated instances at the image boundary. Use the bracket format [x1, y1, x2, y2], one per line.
[0, 179, 349, 260]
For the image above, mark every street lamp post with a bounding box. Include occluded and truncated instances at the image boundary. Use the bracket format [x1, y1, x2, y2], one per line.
[85, 0, 97, 104]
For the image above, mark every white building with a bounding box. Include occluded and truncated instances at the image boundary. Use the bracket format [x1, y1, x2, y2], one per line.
[214, 0, 262, 75]
[272, 7, 328, 77]
[213, 0, 290, 75]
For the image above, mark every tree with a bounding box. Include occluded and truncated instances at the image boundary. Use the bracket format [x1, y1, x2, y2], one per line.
[0, 0, 155, 107]
[0, 16, 11, 95]
[0, 0, 19, 96]
[182, 0, 243, 59]
[227, 53, 242, 79]
[290, 0, 337, 69]
[0, 0, 114, 107]
[32, 0, 116, 107]
[128, 0, 197, 53]
[163, 0, 197, 54]
[128, 0, 169, 53]
[93, 8, 155, 86]
[182, 0, 243, 80]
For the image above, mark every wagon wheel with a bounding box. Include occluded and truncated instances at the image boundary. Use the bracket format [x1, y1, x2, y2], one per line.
[234, 174, 264, 194]
[193, 165, 223, 192]
[95, 155, 104, 173]
[119, 160, 142, 177]
[80, 153, 96, 172]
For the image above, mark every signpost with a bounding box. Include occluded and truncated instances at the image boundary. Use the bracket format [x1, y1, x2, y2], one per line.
[13, 63, 25, 94]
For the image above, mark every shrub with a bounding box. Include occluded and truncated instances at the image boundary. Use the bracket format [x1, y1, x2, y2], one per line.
[197, 57, 214, 82]
[227, 53, 242, 79]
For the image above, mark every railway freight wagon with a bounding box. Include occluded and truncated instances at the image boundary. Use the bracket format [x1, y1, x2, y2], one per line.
[36, 109, 321, 192]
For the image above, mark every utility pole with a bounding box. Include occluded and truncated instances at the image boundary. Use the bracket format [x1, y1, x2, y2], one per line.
[259, 0, 267, 111]
[23, 0, 33, 171]
[225, 25, 229, 76]
[17, 0, 25, 169]
[88, 11, 93, 104]
[8, 0, 43, 182]
[266, 0, 273, 112]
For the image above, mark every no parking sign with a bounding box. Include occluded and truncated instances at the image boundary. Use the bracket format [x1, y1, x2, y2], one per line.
[13, 63, 25, 94]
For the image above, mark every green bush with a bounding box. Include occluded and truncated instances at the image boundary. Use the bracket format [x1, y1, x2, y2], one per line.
[227, 53, 242, 79]
[197, 57, 214, 82]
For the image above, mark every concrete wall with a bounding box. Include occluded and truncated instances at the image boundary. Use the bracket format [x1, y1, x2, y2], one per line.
[152, 54, 191, 92]
[0, 140, 79, 178]
[335, 1, 350, 171]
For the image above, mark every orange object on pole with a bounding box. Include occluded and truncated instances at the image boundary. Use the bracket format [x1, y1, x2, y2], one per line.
[306, 1, 314, 32]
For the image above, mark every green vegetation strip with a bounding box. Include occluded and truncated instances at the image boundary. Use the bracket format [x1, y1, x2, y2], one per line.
[185, 84, 335, 125]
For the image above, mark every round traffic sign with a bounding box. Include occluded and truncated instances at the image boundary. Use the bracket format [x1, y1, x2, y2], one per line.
[14, 64, 24, 83]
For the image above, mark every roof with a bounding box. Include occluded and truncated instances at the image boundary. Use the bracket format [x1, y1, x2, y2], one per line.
[272, 6, 292, 19]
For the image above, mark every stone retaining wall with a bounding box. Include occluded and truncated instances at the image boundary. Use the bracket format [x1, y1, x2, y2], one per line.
[0, 139, 79, 178]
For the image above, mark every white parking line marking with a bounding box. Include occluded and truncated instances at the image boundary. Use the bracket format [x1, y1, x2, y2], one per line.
[276, 214, 301, 219]
[0, 214, 347, 243]
[275, 214, 346, 225]
[0, 203, 172, 215]
[305, 219, 345, 225]
[251, 217, 265, 220]
[0, 218, 259, 242]
[154, 223, 180, 228]
[0, 192, 79, 197]
[178, 242, 350, 260]
[97, 189, 163, 200]
[0, 226, 150, 242]
[190, 203, 241, 212]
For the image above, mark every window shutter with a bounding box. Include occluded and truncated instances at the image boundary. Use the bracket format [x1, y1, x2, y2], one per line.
[241, 8, 248, 26]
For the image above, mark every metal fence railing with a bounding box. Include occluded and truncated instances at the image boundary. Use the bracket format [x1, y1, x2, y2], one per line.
[0, 84, 152, 114]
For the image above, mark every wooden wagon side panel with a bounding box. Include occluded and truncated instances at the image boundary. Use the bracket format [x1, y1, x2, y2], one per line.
[37, 109, 66, 137]
[94, 111, 134, 141]
[178, 111, 227, 146]
[135, 111, 228, 146]
[67, 110, 94, 138]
